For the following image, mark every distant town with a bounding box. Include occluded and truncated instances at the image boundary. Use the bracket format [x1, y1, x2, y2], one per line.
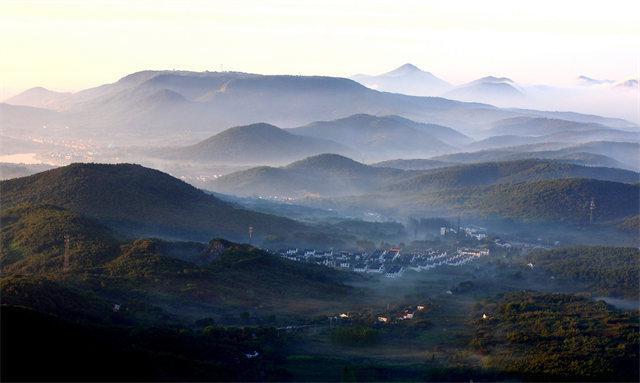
[273, 222, 495, 278]
[269, 222, 556, 278]
[273, 246, 490, 278]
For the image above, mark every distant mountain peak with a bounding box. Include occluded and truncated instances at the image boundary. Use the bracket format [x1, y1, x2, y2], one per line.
[473, 76, 515, 84]
[386, 63, 422, 75]
[5, 86, 71, 110]
[444, 75, 525, 104]
[350, 64, 450, 96]
[615, 78, 639, 89]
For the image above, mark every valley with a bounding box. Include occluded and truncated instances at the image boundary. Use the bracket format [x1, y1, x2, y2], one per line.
[1, 56, 638, 381]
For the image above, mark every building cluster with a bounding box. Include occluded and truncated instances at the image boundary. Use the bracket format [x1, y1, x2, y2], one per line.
[275, 246, 490, 278]
[440, 225, 487, 240]
[330, 304, 428, 326]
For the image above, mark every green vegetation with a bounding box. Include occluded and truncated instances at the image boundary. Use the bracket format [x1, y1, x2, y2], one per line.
[0, 204, 118, 274]
[0, 163, 347, 246]
[618, 215, 639, 233]
[1, 162, 638, 382]
[0, 202, 359, 324]
[321, 219, 405, 241]
[330, 325, 380, 347]
[464, 178, 639, 223]
[1, 305, 291, 382]
[472, 292, 639, 381]
[527, 246, 640, 298]
[387, 159, 639, 192]
[213, 156, 639, 227]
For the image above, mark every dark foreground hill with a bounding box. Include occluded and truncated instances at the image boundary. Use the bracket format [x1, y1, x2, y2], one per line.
[472, 292, 639, 381]
[527, 246, 640, 298]
[0, 204, 357, 314]
[0, 163, 319, 244]
[0, 231, 359, 381]
[1, 305, 290, 381]
[0, 205, 119, 274]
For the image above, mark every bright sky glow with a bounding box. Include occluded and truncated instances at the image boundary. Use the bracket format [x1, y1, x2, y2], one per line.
[1, 0, 639, 98]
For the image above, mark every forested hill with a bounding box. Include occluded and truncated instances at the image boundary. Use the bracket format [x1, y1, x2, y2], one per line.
[385, 159, 640, 192]
[211, 154, 405, 197]
[0, 163, 312, 243]
[527, 246, 640, 298]
[463, 178, 639, 223]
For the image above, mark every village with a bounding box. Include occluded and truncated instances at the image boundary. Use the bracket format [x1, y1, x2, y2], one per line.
[273, 245, 490, 278]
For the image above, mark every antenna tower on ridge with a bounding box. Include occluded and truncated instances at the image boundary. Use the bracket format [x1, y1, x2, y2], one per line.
[589, 197, 596, 225]
[63, 235, 70, 272]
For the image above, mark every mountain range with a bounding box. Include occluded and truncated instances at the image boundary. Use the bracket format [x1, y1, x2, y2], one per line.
[349, 65, 639, 123]
[145, 114, 472, 164]
[210, 154, 640, 226]
[3, 69, 635, 147]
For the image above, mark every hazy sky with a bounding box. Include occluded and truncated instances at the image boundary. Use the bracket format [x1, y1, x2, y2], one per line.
[1, 0, 639, 98]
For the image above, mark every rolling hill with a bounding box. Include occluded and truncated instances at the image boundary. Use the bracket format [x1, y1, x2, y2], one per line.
[384, 160, 640, 192]
[289, 114, 471, 156]
[0, 163, 315, 244]
[464, 178, 639, 223]
[4, 87, 71, 110]
[158, 123, 352, 164]
[212, 155, 640, 218]
[444, 76, 526, 105]
[467, 128, 639, 151]
[371, 158, 455, 170]
[210, 153, 407, 197]
[342, 178, 640, 226]
[485, 117, 619, 137]
[0, 204, 119, 274]
[567, 141, 640, 169]
[430, 143, 634, 170]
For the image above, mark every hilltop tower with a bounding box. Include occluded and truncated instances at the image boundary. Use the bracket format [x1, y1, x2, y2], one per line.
[63, 235, 70, 272]
[589, 197, 596, 225]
